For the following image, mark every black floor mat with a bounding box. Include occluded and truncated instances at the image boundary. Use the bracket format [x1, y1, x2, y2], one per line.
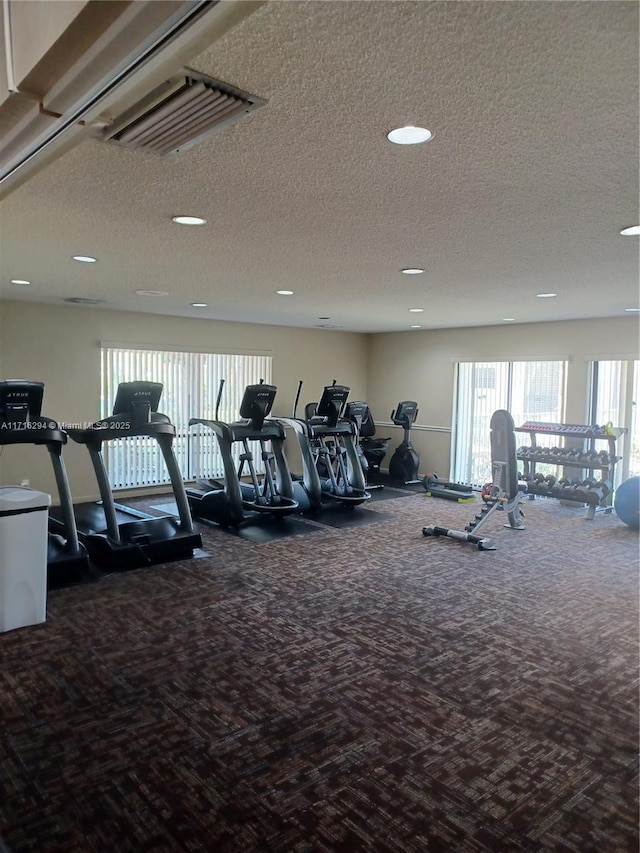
[308, 508, 393, 528]
[372, 474, 426, 493]
[365, 485, 417, 501]
[151, 502, 321, 543]
[215, 516, 320, 543]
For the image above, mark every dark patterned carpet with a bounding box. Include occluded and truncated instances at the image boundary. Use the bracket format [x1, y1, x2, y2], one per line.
[1, 491, 638, 852]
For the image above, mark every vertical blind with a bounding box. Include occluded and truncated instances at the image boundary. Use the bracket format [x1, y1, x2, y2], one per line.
[452, 360, 566, 487]
[101, 347, 272, 489]
[591, 360, 640, 481]
[632, 364, 640, 478]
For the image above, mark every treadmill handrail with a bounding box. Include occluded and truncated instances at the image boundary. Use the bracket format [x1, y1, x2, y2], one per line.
[0, 421, 67, 445]
[68, 420, 176, 445]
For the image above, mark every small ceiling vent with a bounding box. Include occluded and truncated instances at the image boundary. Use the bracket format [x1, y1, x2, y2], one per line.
[102, 69, 266, 156]
[64, 297, 106, 305]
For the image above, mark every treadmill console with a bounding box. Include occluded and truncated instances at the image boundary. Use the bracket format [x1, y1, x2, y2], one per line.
[112, 382, 163, 427]
[0, 380, 45, 426]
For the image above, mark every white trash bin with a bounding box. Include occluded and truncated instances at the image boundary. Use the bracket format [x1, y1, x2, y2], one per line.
[0, 486, 50, 632]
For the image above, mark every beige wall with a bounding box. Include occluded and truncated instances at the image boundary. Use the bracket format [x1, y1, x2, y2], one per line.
[367, 316, 640, 479]
[0, 300, 368, 500]
[1, 303, 638, 498]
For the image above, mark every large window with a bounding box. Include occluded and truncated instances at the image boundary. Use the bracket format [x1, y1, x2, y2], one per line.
[452, 360, 567, 487]
[101, 346, 272, 489]
[590, 360, 639, 483]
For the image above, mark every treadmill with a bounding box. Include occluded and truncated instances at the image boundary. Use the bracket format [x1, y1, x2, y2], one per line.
[49, 381, 201, 570]
[0, 380, 89, 588]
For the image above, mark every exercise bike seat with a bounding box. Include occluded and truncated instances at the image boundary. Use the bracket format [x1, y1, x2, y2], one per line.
[359, 408, 390, 468]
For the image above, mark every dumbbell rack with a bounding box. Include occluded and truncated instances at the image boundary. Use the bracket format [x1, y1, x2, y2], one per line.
[515, 421, 626, 520]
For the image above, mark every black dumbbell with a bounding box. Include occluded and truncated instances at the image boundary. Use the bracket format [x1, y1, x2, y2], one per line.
[556, 476, 574, 488]
[562, 479, 583, 497]
[562, 478, 587, 498]
[553, 476, 574, 497]
[572, 478, 596, 499]
[584, 479, 612, 503]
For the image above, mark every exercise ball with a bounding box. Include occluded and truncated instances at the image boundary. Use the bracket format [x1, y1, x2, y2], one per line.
[614, 477, 640, 530]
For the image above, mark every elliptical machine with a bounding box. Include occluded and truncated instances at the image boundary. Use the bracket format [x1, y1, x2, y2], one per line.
[274, 381, 370, 511]
[187, 380, 299, 527]
[304, 383, 370, 505]
[388, 400, 421, 484]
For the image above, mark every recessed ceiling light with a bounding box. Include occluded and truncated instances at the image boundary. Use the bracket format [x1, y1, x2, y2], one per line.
[387, 126, 433, 145]
[536, 292, 557, 298]
[503, 317, 516, 322]
[10, 279, 30, 285]
[135, 289, 169, 296]
[401, 268, 425, 275]
[276, 290, 294, 295]
[624, 307, 640, 312]
[620, 225, 640, 236]
[73, 255, 97, 263]
[410, 325, 422, 329]
[191, 302, 208, 307]
[172, 215, 207, 226]
[409, 308, 424, 313]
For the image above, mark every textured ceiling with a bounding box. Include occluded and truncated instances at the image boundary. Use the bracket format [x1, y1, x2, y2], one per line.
[1, 0, 639, 333]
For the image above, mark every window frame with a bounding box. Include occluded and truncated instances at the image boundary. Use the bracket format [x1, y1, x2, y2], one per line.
[451, 358, 568, 487]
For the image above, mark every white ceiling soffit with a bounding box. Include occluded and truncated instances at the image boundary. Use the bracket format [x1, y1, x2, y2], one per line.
[102, 70, 265, 156]
[0, 0, 265, 198]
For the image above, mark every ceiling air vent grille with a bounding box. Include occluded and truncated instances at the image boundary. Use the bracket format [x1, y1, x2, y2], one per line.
[102, 70, 265, 156]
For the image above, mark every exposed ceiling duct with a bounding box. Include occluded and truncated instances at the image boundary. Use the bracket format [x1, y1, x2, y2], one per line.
[102, 70, 265, 156]
[0, 0, 265, 198]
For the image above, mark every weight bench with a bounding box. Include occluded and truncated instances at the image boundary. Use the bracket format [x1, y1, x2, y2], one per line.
[422, 409, 525, 550]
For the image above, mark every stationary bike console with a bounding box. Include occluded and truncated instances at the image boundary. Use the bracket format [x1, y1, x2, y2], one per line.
[388, 400, 421, 484]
